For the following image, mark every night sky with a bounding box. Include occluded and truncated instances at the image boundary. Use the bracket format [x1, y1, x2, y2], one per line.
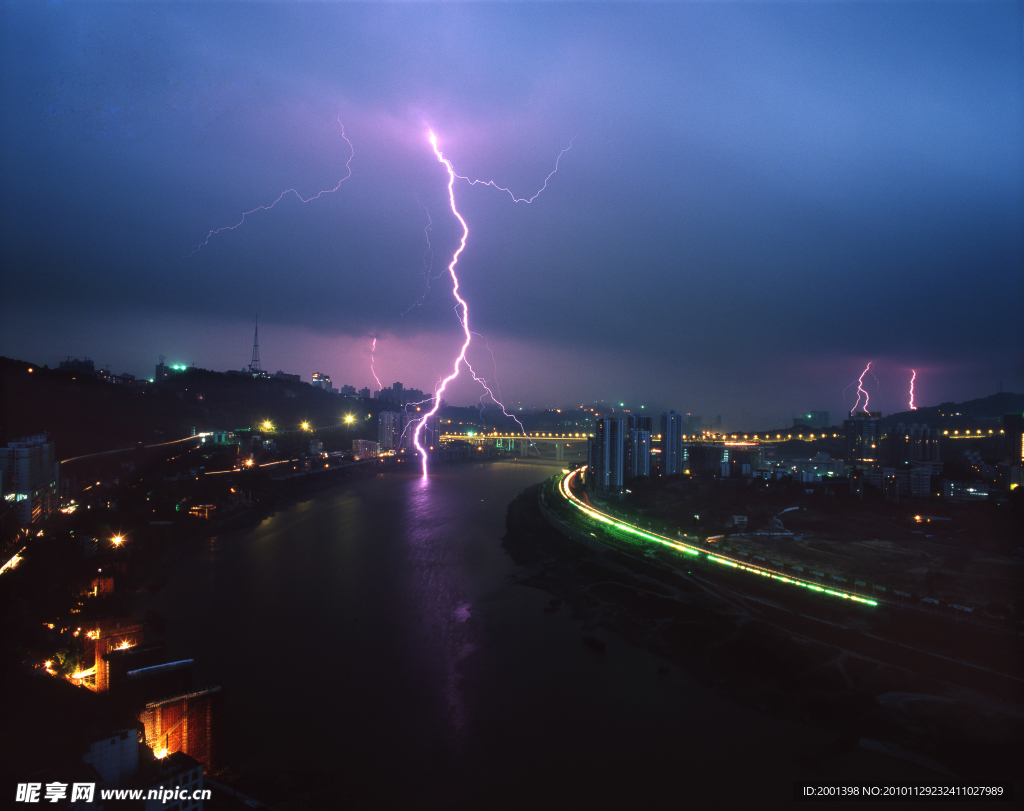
[2, 2, 1021, 429]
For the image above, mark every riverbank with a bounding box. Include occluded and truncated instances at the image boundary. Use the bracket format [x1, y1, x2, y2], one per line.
[502, 482, 1024, 783]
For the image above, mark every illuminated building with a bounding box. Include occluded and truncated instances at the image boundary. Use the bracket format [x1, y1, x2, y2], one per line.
[1, 434, 57, 526]
[312, 372, 332, 390]
[587, 418, 625, 495]
[843, 411, 882, 467]
[660, 411, 684, 475]
[378, 411, 402, 451]
[90, 621, 146, 692]
[142, 686, 224, 773]
[626, 428, 651, 479]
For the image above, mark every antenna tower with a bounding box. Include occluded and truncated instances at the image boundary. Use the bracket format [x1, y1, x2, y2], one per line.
[249, 316, 263, 375]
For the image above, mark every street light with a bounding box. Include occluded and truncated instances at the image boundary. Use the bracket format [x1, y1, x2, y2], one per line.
[344, 414, 355, 425]
[301, 422, 310, 431]
[111, 534, 124, 548]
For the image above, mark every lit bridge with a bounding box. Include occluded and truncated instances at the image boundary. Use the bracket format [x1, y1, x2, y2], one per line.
[440, 432, 591, 461]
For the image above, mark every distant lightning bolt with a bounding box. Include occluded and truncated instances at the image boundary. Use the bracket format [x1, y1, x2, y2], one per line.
[851, 362, 873, 415]
[909, 369, 917, 410]
[189, 119, 354, 256]
[370, 337, 383, 394]
[413, 130, 568, 476]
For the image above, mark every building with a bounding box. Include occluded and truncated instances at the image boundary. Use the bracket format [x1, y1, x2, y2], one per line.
[660, 411, 684, 475]
[358, 387, 371, 399]
[587, 418, 625, 496]
[1, 434, 58, 525]
[271, 370, 300, 382]
[340, 384, 356, 395]
[352, 439, 379, 459]
[311, 372, 332, 391]
[142, 686, 224, 773]
[889, 423, 940, 465]
[378, 412, 402, 451]
[686, 414, 702, 434]
[59, 357, 96, 375]
[375, 382, 428, 408]
[626, 428, 651, 479]
[843, 411, 882, 467]
[139, 751, 206, 811]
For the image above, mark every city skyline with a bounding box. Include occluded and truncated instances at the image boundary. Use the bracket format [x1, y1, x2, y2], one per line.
[2, 3, 1021, 428]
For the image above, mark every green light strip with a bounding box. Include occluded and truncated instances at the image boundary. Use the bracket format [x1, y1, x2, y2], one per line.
[558, 471, 876, 607]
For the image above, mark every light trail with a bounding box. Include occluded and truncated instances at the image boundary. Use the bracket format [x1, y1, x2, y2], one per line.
[558, 468, 877, 607]
[413, 130, 570, 476]
[189, 118, 354, 256]
[909, 369, 917, 410]
[850, 361, 873, 415]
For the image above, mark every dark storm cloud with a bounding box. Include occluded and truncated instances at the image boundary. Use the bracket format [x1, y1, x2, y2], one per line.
[1, 2, 1021, 425]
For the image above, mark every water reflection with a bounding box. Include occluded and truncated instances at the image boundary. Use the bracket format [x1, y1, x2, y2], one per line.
[406, 474, 476, 736]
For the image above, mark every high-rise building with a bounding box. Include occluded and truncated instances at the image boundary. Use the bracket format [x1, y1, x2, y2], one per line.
[1, 434, 58, 525]
[378, 412, 402, 451]
[311, 372, 332, 391]
[626, 429, 651, 479]
[660, 411, 683, 475]
[843, 412, 882, 467]
[588, 418, 625, 495]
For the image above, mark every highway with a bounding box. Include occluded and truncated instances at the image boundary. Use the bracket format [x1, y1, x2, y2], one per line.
[555, 467, 878, 608]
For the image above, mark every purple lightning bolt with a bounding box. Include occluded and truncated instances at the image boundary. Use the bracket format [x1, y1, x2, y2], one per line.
[909, 369, 917, 410]
[412, 130, 568, 476]
[851, 362, 873, 415]
[189, 118, 354, 256]
[370, 337, 383, 394]
[412, 132, 472, 477]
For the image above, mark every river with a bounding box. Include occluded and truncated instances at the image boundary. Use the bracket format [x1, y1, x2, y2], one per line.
[140, 455, 937, 808]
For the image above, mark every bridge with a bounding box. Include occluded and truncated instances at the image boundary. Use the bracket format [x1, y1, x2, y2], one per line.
[440, 432, 591, 461]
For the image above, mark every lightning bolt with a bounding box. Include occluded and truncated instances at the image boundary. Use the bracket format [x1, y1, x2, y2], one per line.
[851, 361, 873, 415]
[370, 337, 383, 394]
[412, 130, 569, 476]
[909, 369, 917, 411]
[189, 118, 354, 256]
[454, 138, 575, 203]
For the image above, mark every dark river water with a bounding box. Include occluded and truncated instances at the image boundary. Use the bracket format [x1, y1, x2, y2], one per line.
[141, 456, 929, 807]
